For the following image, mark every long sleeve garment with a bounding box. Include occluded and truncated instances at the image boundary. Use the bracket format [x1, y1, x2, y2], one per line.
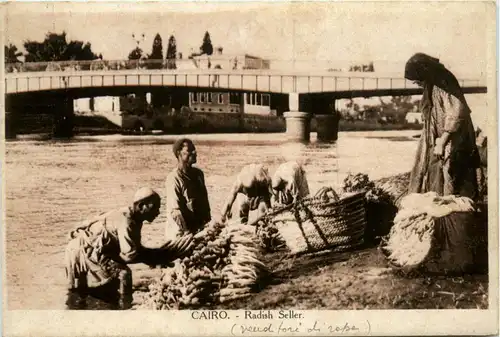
[165, 167, 211, 234]
[408, 85, 480, 199]
[64, 207, 142, 289]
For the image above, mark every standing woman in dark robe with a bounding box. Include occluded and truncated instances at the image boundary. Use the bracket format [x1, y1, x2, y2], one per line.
[404, 53, 480, 200]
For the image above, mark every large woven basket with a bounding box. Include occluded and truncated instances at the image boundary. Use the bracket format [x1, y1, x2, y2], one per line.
[265, 187, 367, 255]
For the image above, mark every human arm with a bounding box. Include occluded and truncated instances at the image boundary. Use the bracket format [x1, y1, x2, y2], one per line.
[117, 219, 142, 264]
[263, 192, 272, 209]
[298, 169, 310, 198]
[68, 212, 107, 240]
[220, 180, 241, 222]
[272, 162, 309, 204]
[434, 131, 451, 157]
[434, 88, 470, 157]
[434, 89, 469, 157]
[140, 235, 195, 267]
[199, 171, 212, 224]
[165, 172, 189, 232]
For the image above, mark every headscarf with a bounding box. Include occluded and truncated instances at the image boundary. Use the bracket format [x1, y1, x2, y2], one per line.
[404, 53, 470, 113]
[405, 53, 459, 92]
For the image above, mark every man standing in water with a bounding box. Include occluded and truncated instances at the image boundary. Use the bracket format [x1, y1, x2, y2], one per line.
[65, 187, 193, 309]
[165, 138, 211, 237]
[220, 163, 272, 224]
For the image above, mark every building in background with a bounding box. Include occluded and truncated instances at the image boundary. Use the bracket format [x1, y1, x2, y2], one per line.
[192, 48, 271, 70]
[188, 91, 273, 115]
[405, 112, 423, 124]
[74, 96, 122, 126]
[189, 50, 273, 115]
[74, 96, 120, 113]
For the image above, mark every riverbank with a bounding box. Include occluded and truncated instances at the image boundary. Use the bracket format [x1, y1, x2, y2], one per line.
[9, 112, 422, 138]
[132, 244, 488, 310]
[5, 130, 421, 309]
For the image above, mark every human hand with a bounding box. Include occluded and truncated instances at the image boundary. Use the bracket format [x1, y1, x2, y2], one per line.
[146, 262, 159, 269]
[433, 137, 445, 159]
[214, 214, 225, 224]
[222, 209, 232, 221]
[160, 240, 175, 252]
[157, 261, 175, 268]
[174, 234, 194, 258]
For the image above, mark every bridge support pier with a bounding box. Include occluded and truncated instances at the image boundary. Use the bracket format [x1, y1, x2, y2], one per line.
[52, 97, 74, 138]
[315, 114, 340, 142]
[283, 93, 312, 143]
[5, 111, 18, 139]
[305, 95, 339, 143]
[284, 111, 312, 143]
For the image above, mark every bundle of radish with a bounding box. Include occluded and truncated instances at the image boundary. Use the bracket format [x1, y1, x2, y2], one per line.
[372, 172, 410, 206]
[381, 213, 435, 267]
[139, 221, 268, 309]
[380, 192, 478, 273]
[342, 172, 375, 193]
[219, 224, 270, 302]
[255, 220, 286, 252]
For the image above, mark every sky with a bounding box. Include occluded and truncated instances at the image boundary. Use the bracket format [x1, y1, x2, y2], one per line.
[3, 1, 494, 78]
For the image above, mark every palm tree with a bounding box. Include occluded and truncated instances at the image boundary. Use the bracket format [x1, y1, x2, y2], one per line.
[4, 43, 23, 63]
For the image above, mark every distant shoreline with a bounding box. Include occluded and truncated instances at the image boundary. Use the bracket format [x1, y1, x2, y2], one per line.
[10, 113, 423, 139]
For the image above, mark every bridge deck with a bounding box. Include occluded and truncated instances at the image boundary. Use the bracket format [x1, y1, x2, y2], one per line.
[5, 69, 487, 96]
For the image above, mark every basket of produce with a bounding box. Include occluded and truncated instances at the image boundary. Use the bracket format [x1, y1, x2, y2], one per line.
[342, 172, 401, 243]
[260, 186, 367, 255]
[379, 192, 487, 275]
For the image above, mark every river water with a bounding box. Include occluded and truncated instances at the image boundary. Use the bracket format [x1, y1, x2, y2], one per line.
[4, 130, 420, 309]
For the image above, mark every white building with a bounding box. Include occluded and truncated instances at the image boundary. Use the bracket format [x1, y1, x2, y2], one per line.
[405, 112, 423, 124]
[188, 91, 273, 115]
[192, 52, 270, 70]
[189, 51, 273, 115]
[74, 96, 120, 113]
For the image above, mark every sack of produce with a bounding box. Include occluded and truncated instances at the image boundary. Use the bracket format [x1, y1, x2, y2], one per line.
[380, 192, 487, 275]
[138, 220, 269, 309]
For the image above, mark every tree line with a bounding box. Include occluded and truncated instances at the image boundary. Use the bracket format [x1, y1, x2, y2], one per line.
[340, 96, 420, 124]
[127, 31, 215, 69]
[5, 30, 215, 69]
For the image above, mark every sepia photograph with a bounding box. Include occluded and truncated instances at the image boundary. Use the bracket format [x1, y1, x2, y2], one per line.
[1, 1, 498, 336]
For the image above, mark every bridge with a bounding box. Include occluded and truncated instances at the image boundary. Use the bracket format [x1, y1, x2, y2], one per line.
[4, 59, 488, 141]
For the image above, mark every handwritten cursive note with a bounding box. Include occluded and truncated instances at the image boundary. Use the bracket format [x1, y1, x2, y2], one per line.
[231, 320, 368, 336]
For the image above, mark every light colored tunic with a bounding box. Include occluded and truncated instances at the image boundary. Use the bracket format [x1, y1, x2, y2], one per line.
[409, 85, 479, 199]
[64, 207, 142, 289]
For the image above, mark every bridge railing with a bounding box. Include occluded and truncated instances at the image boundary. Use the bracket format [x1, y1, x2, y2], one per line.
[4, 58, 271, 73]
[4, 59, 486, 94]
[4, 71, 485, 95]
